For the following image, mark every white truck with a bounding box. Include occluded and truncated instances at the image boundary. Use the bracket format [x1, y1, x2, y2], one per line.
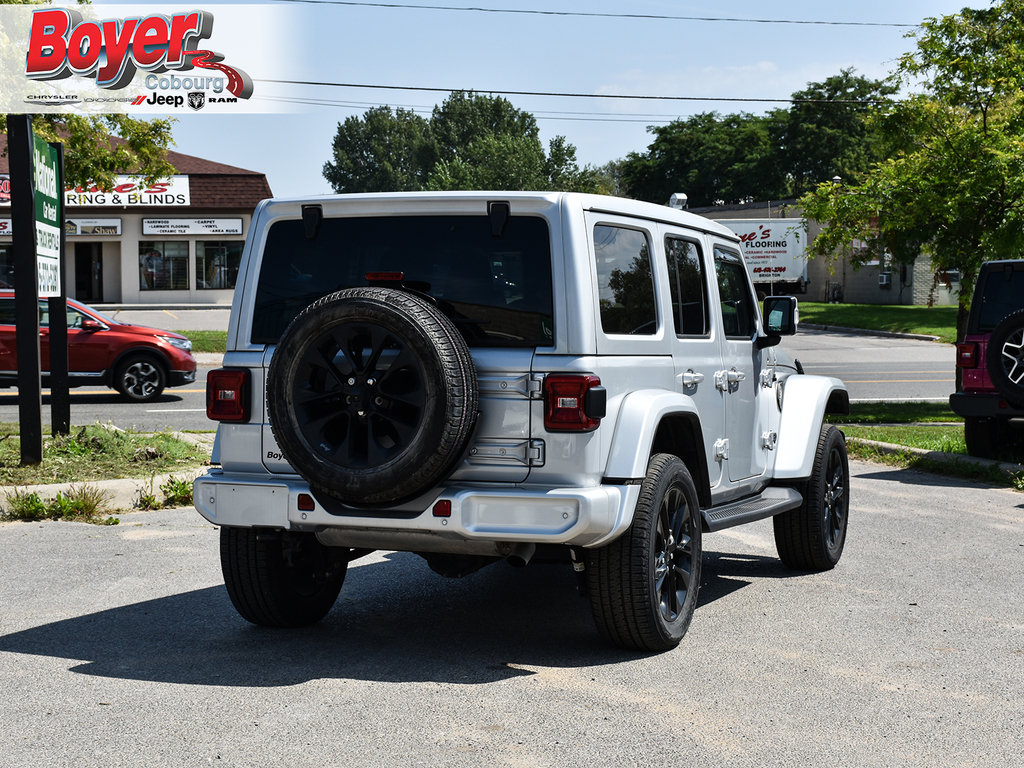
[720, 218, 809, 296]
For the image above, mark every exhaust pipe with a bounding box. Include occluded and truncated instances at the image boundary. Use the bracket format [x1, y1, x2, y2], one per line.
[505, 542, 536, 568]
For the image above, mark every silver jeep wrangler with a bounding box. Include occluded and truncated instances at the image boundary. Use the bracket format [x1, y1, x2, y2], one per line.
[195, 192, 850, 651]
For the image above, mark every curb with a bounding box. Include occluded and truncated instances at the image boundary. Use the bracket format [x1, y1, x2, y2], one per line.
[846, 437, 1024, 474]
[1, 467, 208, 516]
[0, 432, 214, 516]
[801, 323, 943, 342]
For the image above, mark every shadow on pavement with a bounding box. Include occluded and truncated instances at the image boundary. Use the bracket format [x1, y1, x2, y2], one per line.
[0, 548, 799, 687]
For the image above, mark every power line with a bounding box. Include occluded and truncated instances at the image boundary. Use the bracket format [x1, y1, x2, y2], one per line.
[256, 94, 689, 122]
[256, 78, 891, 105]
[272, 0, 916, 28]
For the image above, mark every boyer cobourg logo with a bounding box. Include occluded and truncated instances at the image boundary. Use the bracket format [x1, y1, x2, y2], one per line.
[23, 8, 252, 107]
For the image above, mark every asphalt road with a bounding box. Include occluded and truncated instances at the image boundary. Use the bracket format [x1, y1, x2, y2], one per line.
[782, 329, 954, 402]
[0, 327, 954, 435]
[0, 364, 216, 433]
[1, 460, 1021, 768]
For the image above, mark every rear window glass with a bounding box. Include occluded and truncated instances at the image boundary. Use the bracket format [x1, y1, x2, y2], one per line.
[976, 265, 1024, 332]
[251, 215, 553, 347]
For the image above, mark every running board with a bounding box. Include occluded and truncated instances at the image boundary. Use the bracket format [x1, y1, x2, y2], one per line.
[701, 487, 803, 533]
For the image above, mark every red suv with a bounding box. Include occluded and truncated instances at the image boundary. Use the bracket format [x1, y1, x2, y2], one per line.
[950, 260, 1024, 458]
[0, 292, 196, 402]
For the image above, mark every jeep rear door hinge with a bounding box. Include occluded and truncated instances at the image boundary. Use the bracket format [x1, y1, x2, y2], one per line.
[528, 373, 545, 399]
[714, 438, 730, 460]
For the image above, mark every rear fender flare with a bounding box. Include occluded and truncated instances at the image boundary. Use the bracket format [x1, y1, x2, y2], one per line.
[603, 389, 705, 484]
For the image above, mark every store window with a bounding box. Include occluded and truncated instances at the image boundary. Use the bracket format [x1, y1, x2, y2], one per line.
[197, 241, 243, 289]
[139, 241, 188, 290]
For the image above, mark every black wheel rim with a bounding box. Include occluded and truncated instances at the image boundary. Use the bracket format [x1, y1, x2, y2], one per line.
[823, 445, 847, 550]
[654, 484, 696, 622]
[292, 322, 427, 469]
[999, 328, 1024, 387]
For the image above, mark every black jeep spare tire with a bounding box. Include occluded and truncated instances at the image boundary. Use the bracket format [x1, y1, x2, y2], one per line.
[267, 287, 478, 506]
[986, 308, 1024, 409]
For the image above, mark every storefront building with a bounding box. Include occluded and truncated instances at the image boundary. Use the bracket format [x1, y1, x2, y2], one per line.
[0, 136, 272, 305]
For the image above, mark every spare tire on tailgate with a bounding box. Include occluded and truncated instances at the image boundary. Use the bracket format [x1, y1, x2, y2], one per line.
[986, 308, 1024, 409]
[267, 287, 478, 505]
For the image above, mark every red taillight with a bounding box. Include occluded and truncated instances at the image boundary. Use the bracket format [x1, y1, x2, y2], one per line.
[544, 374, 606, 432]
[956, 342, 978, 369]
[206, 368, 251, 422]
[365, 271, 404, 282]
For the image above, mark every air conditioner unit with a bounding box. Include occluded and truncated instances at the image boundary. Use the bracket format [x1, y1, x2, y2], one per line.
[878, 273, 892, 287]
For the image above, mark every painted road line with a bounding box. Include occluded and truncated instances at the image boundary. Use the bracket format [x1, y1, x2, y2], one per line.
[842, 378, 953, 384]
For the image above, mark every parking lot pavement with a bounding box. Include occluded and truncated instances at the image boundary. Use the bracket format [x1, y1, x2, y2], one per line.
[1, 460, 1022, 768]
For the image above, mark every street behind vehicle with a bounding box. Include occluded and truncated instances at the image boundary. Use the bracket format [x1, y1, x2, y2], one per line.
[0, 291, 196, 402]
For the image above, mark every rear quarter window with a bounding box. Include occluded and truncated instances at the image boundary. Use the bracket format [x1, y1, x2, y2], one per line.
[251, 214, 554, 348]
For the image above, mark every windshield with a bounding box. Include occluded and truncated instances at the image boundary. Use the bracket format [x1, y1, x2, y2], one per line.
[252, 214, 554, 348]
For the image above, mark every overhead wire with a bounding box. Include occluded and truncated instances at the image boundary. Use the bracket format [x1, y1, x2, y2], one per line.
[271, 0, 917, 28]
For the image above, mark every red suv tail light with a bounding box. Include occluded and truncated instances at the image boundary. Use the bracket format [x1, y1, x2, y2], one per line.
[544, 374, 606, 432]
[207, 368, 251, 422]
[956, 342, 978, 369]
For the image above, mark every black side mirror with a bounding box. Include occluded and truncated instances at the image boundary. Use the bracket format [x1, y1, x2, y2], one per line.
[756, 296, 799, 349]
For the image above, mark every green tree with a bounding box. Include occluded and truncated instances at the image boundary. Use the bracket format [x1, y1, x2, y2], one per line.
[800, 0, 1024, 333]
[781, 69, 897, 195]
[618, 110, 790, 207]
[323, 91, 599, 193]
[1, 115, 176, 190]
[323, 106, 431, 193]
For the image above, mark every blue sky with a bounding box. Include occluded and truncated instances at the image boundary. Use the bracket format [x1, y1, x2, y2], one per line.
[161, 0, 985, 197]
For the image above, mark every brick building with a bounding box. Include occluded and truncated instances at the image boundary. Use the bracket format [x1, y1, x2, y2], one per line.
[0, 135, 271, 305]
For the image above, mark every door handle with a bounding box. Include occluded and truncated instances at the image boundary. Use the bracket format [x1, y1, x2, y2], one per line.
[727, 369, 746, 384]
[680, 370, 705, 387]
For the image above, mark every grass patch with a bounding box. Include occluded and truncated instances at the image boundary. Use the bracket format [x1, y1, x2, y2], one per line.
[0, 424, 208, 487]
[134, 473, 194, 510]
[3, 484, 120, 525]
[842, 425, 967, 454]
[178, 330, 226, 354]
[829, 400, 959, 425]
[799, 302, 958, 344]
[845, 440, 1024, 490]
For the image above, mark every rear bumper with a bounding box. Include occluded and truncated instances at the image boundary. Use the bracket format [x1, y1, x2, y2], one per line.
[949, 392, 1024, 419]
[193, 470, 640, 549]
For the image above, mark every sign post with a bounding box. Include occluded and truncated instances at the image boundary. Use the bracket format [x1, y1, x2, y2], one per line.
[8, 115, 44, 464]
[49, 142, 70, 436]
[7, 114, 67, 463]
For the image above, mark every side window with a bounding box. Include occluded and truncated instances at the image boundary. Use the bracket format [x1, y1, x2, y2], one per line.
[666, 236, 708, 336]
[714, 245, 756, 339]
[66, 307, 87, 328]
[593, 224, 657, 335]
[0, 299, 14, 325]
